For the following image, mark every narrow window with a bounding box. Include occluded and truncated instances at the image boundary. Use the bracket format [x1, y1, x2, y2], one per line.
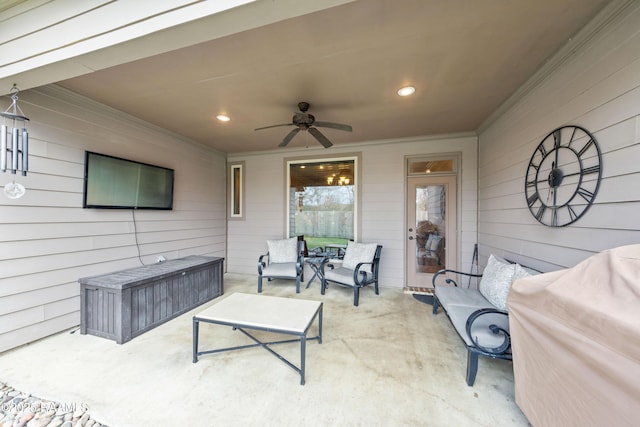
[230, 162, 244, 218]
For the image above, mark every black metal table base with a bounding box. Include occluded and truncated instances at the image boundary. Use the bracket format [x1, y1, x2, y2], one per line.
[305, 255, 331, 289]
[192, 306, 322, 385]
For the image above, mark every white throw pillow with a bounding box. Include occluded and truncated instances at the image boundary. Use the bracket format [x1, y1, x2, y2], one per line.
[512, 263, 538, 283]
[425, 234, 435, 250]
[342, 241, 378, 273]
[429, 235, 442, 251]
[267, 237, 298, 263]
[479, 254, 516, 311]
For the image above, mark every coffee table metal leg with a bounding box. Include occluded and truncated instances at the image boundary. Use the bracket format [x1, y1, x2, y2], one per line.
[318, 304, 323, 344]
[300, 335, 306, 385]
[192, 318, 199, 363]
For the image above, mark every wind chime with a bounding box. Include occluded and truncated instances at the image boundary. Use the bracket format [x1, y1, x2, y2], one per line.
[1, 85, 29, 199]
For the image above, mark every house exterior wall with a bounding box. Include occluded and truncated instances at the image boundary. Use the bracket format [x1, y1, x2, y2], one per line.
[3, 0, 636, 354]
[227, 134, 478, 288]
[0, 85, 226, 352]
[477, 2, 640, 272]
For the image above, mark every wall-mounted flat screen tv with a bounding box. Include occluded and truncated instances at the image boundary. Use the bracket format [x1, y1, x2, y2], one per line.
[83, 151, 174, 210]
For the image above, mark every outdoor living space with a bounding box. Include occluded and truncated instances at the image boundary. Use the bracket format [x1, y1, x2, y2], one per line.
[0, 273, 528, 427]
[3, 2, 640, 426]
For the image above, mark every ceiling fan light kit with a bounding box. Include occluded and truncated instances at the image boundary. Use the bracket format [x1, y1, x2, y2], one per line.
[255, 101, 352, 148]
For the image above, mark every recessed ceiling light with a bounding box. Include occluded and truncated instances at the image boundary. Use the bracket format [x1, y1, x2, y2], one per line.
[216, 114, 231, 122]
[397, 86, 416, 97]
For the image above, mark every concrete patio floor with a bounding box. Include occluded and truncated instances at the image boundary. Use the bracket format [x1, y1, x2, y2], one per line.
[0, 273, 530, 426]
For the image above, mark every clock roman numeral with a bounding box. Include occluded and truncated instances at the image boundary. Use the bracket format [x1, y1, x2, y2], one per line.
[553, 130, 562, 149]
[535, 205, 546, 221]
[578, 139, 595, 157]
[551, 208, 558, 227]
[527, 192, 539, 207]
[568, 204, 578, 222]
[577, 187, 595, 202]
[537, 144, 547, 157]
[528, 162, 540, 172]
[568, 127, 578, 145]
[582, 165, 600, 175]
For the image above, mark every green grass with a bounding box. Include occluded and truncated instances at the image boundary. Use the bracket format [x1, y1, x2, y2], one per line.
[305, 236, 348, 251]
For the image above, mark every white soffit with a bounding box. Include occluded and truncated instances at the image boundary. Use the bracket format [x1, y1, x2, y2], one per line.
[0, 0, 355, 93]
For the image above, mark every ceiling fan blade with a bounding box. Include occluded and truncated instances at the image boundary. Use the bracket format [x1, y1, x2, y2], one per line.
[255, 123, 293, 131]
[279, 128, 301, 147]
[308, 127, 333, 148]
[313, 121, 353, 132]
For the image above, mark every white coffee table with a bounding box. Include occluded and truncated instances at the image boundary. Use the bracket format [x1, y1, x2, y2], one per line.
[192, 293, 323, 385]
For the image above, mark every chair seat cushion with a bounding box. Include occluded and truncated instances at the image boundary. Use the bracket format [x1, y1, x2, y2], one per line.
[324, 267, 358, 286]
[262, 262, 298, 278]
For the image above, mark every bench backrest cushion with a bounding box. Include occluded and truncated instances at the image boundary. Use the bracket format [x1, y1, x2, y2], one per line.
[267, 237, 299, 263]
[479, 255, 541, 311]
[512, 263, 537, 283]
[342, 241, 378, 273]
[479, 254, 516, 311]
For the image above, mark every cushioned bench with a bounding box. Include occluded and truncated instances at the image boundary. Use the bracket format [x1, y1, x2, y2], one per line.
[432, 254, 539, 386]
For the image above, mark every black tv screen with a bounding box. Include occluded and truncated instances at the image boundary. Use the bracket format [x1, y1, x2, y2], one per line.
[83, 151, 174, 210]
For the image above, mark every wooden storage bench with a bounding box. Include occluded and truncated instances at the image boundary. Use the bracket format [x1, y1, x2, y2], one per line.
[79, 255, 224, 344]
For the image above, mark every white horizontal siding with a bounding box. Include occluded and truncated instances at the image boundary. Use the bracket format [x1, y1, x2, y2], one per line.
[0, 312, 78, 355]
[0, 86, 226, 352]
[1, 283, 78, 316]
[477, 2, 640, 271]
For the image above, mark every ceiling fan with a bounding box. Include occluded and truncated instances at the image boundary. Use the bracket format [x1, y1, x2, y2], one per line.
[255, 101, 352, 148]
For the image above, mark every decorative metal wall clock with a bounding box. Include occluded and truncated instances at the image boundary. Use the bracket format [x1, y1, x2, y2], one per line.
[525, 125, 602, 227]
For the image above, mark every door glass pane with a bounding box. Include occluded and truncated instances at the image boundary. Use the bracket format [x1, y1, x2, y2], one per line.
[408, 158, 455, 175]
[415, 184, 446, 273]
